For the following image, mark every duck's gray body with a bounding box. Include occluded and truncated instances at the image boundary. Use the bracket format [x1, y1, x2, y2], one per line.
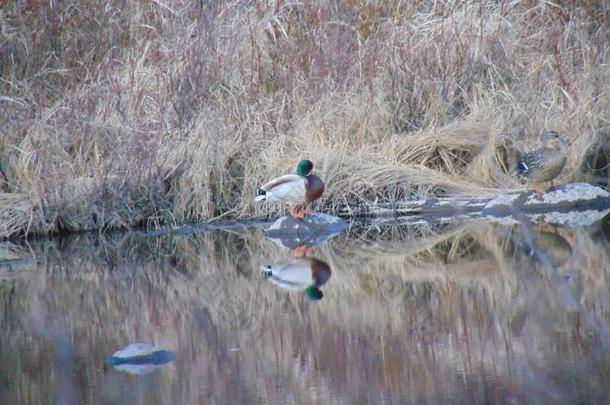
[255, 174, 324, 205]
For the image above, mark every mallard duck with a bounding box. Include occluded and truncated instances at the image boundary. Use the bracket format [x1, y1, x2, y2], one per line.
[260, 257, 332, 301]
[255, 159, 325, 218]
[514, 130, 568, 191]
[522, 230, 572, 268]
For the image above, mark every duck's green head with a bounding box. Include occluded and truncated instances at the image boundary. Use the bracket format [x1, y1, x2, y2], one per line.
[305, 285, 324, 301]
[296, 160, 314, 177]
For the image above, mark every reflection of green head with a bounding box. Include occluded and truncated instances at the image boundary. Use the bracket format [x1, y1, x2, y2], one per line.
[296, 160, 314, 177]
[305, 285, 323, 301]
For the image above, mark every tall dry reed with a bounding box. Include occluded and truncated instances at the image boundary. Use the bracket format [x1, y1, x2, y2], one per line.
[0, 1, 608, 238]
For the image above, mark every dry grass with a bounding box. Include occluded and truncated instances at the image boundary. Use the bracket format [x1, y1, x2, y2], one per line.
[0, 1, 609, 238]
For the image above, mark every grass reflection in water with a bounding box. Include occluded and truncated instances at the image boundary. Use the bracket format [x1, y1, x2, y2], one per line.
[1, 213, 609, 404]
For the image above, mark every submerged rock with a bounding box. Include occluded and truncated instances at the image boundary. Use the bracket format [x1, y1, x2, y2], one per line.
[264, 213, 348, 250]
[105, 343, 175, 375]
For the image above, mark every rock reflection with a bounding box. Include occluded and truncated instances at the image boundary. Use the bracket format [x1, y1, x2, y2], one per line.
[105, 343, 175, 375]
[260, 257, 332, 301]
[263, 213, 348, 250]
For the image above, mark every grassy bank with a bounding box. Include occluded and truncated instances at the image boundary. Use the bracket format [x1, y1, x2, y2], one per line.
[1, 1, 608, 238]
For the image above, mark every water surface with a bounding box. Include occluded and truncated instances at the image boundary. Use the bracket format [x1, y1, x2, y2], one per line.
[1, 212, 610, 404]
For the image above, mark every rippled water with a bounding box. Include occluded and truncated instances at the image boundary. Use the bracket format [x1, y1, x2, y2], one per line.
[1, 211, 610, 404]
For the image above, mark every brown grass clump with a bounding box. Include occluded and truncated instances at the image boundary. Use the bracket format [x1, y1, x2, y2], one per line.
[1, 1, 608, 238]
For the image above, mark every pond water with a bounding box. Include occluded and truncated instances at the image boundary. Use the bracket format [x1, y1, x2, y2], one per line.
[1, 210, 610, 404]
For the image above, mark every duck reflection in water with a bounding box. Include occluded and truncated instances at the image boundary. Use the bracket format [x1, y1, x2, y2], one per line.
[529, 230, 573, 268]
[260, 257, 332, 301]
[515, 228, 577, 279]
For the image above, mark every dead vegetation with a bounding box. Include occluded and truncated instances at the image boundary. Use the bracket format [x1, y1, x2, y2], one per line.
[0, 1, 608, 238]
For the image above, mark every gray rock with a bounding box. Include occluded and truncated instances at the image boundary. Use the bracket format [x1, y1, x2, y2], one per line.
[484, 183, 610, 226]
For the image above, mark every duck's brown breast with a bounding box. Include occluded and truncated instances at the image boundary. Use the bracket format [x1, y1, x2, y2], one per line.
[531, 154, 566, 183]
[305, 175, 325, 203]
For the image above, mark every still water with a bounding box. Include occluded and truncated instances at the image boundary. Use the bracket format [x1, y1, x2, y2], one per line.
[1, 212, 610, 404]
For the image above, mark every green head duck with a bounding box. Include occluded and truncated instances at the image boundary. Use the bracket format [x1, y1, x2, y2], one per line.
[305, 285, 324, 301]
[296, 159, 314, 177]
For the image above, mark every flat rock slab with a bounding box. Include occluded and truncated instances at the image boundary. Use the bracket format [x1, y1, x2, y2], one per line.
[484, 183, 609, 212]
[341, 196, 490, 218]
[483, 183, 610, 226]
[264, 213, 349, 250]
[341, 182, 610, 227]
